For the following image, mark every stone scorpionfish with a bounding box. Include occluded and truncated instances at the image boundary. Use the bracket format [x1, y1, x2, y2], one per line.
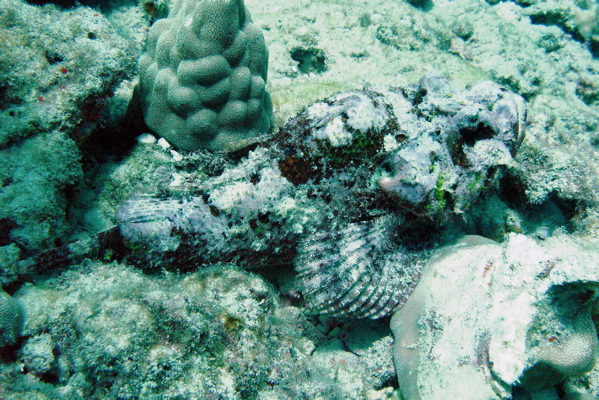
[31, 75, 527, 320]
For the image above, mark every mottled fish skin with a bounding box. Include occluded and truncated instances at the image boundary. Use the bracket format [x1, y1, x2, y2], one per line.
[116, 75, 526, 319]
[118, 88, 403, 271]
[22, 75, 524, 320]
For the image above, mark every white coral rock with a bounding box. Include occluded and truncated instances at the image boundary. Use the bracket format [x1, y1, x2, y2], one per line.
[391, 233, 599, 400]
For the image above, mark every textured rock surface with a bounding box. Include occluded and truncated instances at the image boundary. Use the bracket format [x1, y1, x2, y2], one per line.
[0, 289, 24, 348]
[391, 234, 599, 399]
[5, 261, 395, 399]
[0, 244, 21, 286]
[138, 0, 273, 151]
[0, 0, 135, 147]
[0, 0, 136, 253]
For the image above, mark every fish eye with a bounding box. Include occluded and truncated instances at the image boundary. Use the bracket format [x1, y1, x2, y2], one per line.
[379, 160, 394, 174]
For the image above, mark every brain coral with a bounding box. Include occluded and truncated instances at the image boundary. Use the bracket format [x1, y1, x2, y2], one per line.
[138, 0, 273, 151]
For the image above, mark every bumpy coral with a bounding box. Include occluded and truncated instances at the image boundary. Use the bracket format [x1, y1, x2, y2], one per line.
[116, 75, 526, 319]
[521, 282, 599, 391]
[138, 0, 273, 151]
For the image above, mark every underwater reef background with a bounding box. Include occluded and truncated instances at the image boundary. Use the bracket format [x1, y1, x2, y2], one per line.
[1, 0, 599, 398]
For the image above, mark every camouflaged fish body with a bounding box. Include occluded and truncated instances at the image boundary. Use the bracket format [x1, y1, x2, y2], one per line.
[119, 88, 404, 272]
[115, 75, 526, 319]
[27, 75, 525, 320]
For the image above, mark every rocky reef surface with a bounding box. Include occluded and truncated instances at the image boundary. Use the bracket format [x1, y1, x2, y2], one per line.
[8, 262, 393, 399]
[1, 0, 599, 399]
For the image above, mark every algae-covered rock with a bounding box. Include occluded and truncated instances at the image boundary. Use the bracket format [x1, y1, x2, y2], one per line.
[0, 244, 21, 286]
[13, 261, 394, 399]
[0, 289, 24, 348]
[0, 132, 82, 252]
[0, 0, 135, 147]
[17, 262, 278, 398]
[0, 0, 136, 253]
